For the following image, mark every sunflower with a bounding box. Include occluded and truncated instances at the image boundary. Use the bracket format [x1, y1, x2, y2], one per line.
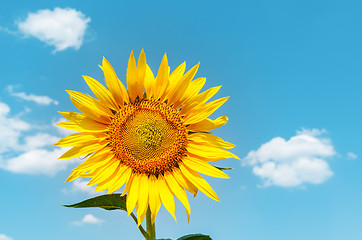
[55, 50, 239, 226]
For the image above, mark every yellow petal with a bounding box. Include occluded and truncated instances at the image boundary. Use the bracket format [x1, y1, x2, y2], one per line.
[126, 173, 140, 215]
[57, 112, 108, 132]
[144, 65, 155, 98]
[66, 90, 113, 117]
[126, 51, 139, 101]
[137, 49, 147, 95]
[187, 142, 240, 161]
[186, 152, 222, 162]
[59, 141, 108, 159]
[169, 62, 186, 88]
[80, 171, 96, 178]
[94, 164, 124, 192]
[136, 174, 149, 226]
[181, 86, 221, 115]
[70, 97, 111, 124]
[107, 166, 132, 193]
[194, 85, 221, 104]
[58, 111, 85, 121]
[83, 75, 119, 110]
[187, 116, 228, 132]
[179, 77, 206, 104]
[54, 132, 107, 147]
[184, 97, 229, 125]
[122, 172, 134, 196]
[167, 63, 199, 105]
[87, 158, 115, 185]
[183, 156, 230, 179]
[163, 62, 185, 101]
[188, 132, 236, 149]
[164, 172, 191, 222]
[65, 170, 83, 182]
[148, 175, 161, 224]
[56, 120, 107, 132]
[154, 53, 169, 100]
[157, 176, 176, 222]
[180, 164, 219, 202]
[71, 147, 114, 172]
[101, 57, 129, 105]
[88, 158, 119, 185]
[172, 168, 198, 196]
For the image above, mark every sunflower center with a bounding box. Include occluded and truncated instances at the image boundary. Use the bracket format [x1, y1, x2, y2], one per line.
[107, 99, 187, 175]
[122, 109, 179, 160]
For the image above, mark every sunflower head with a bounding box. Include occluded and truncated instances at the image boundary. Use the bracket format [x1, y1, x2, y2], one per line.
[55, 50, 239, 225]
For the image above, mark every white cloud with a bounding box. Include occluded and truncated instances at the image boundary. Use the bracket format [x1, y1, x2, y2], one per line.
[0, 102, 31, 153]
[0, 234, 13, 240]
[2, 148, 78, 176]
[347, 152, 357, 160]
[0, 101, 78, 176]
[62, 178, 99, 195]
[244, 128, 335, 187]
[17, 7, 91, 53]
[0, 26, 17, 35]
[22, 133, 59, 150]
[72, 214, 103, 226]
[7, 85, 59, 105]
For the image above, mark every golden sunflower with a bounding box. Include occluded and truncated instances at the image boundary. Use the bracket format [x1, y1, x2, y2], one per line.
[55, 50, 239, 226]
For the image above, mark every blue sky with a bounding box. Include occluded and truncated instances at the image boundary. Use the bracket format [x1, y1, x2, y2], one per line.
[1, 1, 362, 239]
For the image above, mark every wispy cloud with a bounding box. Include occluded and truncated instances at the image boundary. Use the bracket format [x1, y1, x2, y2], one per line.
[0, 102, 31, 153]
[0, 101, 78, 176]
[2, 147, 79, 176]
[17, 7, 91, 53]
[0, 26, 17, 35]
[0, 234, 13, 240]
[347, 152, 357, 160]
[71, 214, 103, 226]
[244, 128, 335, 187]
[7, 85, 59, 105]
[62, 178, 100, 195]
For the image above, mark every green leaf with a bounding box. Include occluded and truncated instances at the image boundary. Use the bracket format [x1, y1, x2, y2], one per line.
[63, 194, 127, 211]
[215, 166, 233, 171]
[177, 234, 212, 240]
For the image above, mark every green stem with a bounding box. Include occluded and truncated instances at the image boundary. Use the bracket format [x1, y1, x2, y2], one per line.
[130, 212, 148, 239]
[146, 208, 156, 240]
